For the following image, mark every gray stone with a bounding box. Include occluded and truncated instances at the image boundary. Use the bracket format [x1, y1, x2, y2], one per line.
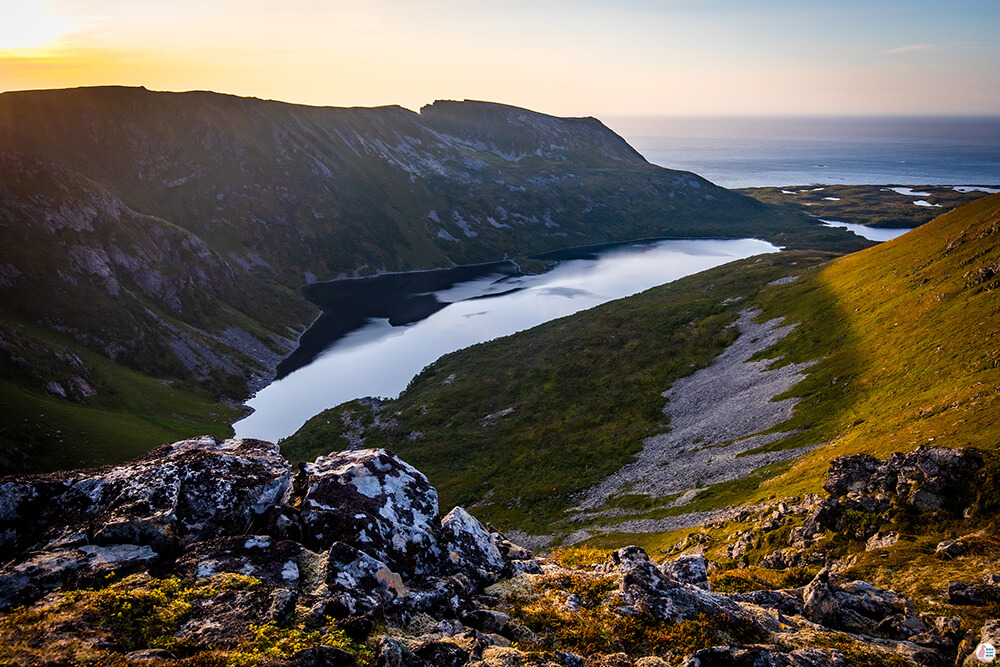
[865, 531, 899, 551]
[289, 449, 442, 576]
[660, 553, 711, 590]
[935, 539, 967, 559]
[441, 507, 505, 582]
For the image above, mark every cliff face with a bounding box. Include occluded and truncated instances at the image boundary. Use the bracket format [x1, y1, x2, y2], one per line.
[0, 86, 763, 288]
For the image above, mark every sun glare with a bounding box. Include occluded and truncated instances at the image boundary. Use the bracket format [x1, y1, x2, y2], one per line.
[0, 2, 74, 51]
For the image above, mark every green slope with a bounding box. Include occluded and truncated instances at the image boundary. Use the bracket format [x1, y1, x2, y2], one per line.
[283, 193, 1000, 539]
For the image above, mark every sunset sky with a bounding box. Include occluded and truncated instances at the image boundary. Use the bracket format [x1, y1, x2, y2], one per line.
[2, 0, 999, 117]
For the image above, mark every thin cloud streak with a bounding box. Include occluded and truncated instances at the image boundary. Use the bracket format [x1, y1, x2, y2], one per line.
[880, 44, 938, 55]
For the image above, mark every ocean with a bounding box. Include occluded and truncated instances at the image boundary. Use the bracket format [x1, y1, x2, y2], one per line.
[606, 116, 1000, 189]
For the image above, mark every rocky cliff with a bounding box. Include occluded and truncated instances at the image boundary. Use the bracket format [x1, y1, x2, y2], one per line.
[1, 439, 996, 666]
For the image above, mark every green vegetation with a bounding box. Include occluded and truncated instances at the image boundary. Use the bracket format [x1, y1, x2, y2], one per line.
[744, 193, 1000, 499]
[0, 318, 241, 472]
[0, 574, 372, 667]
[286, 193, 1000, 552]
[1, 86, 872, 474]
[502, 568, 766, 660]
[282, 250, 837, 533]
[740, 184, 993, 228]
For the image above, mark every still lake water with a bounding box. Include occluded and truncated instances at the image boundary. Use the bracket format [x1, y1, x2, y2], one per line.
[236, 115, 999, 441]
[234, 238, 779, 441]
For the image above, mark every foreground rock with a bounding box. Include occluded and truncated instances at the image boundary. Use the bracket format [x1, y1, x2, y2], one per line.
[0, 436, 534, 616]
[0, 440, 992, 667]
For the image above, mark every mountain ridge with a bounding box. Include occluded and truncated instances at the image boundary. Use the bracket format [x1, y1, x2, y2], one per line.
[0, 85, 859, 472]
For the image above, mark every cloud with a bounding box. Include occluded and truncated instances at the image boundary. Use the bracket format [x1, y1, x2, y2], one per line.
[880, 44, 937, 56]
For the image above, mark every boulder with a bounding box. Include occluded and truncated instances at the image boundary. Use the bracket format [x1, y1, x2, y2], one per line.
[289, 449, 442, 576]
[865, 531, 899, 551]
[612, 547, 751, 624]
[948, 580, 1000, 606]
[760, 548, 803, 571]
[802, 569, 839, 627]
[660, 554, 711, 590]
[1, 436, 291, 559]
[934, 539, 967, 559]
[440, 507, 505, 583]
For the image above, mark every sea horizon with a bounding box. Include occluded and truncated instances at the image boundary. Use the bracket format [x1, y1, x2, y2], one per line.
[607, 114, 1000, 189]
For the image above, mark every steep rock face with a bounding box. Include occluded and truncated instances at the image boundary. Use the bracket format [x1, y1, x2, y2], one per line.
[419, 100, 645, 166]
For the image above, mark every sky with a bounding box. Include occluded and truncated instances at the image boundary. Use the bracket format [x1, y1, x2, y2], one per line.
[1, 0, 999, 117]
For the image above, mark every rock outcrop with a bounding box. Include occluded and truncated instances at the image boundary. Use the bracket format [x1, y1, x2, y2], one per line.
[790, 446, 985, 547]
[1, 440, 992, 667]
[0, 437, 535, 618]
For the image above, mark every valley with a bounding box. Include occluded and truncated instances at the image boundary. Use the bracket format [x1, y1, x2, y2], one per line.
[0, 86, 863, 472]
[2, 85, 1000, 666]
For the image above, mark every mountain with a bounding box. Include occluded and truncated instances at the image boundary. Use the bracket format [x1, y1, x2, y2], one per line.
[0, 86, 861, 472]
[283, 193, 1000, 543]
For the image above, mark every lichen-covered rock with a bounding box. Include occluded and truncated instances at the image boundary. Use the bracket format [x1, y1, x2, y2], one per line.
[660, 554, 710, 590]
[320, 541, 408, 617]
[176, 535, 303, 587]
[0, 543, 158, 609]
[0, 436, 291, 560]
[441, 507, 505, 583]
[290, 449, 442, 576]
[612, 546, 751, 624]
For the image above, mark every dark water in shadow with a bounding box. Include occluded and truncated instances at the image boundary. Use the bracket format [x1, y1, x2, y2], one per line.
[235, 238, 780, 442]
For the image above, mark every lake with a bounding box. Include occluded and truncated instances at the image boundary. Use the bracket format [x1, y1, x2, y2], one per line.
[233, 237, 780, 442]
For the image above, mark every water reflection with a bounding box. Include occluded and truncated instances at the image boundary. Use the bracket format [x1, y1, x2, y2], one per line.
[820, 219, 912, 242]
[234, 238, 779, 442]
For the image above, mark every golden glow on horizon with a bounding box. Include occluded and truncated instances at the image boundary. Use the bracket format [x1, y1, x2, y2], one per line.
[0, 1, 997, 116]
[0, 2, 75, 51]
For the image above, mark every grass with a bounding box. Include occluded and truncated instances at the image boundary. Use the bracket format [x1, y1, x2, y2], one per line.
[501, 567, 766, 660]
[744, 193, 1000, 500]
[0, 317, 241, 473]
[0, 573, 372, 667]
[281, 250, 837, 533]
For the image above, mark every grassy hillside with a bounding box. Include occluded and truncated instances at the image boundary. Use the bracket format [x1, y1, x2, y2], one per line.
[281, 250, 835, 532]
[744, 191, 1000, 500]
[283, 194, 1000, 541]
